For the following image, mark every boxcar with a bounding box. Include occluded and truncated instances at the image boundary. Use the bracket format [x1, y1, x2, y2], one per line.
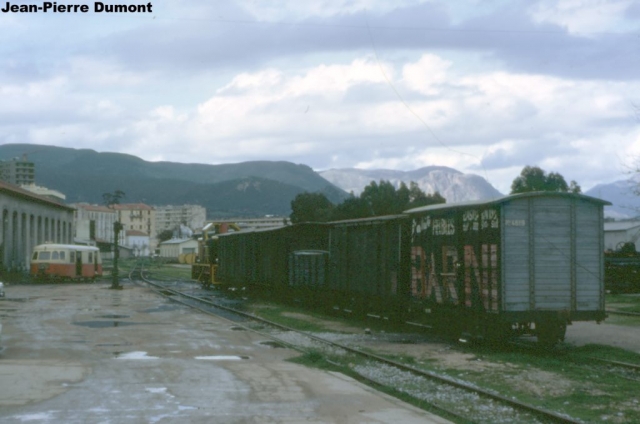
[216, 223, 329, 292]
[405, 192, 610, 344]
[326, 215, 411, 318]
[31, 244, 103, 281]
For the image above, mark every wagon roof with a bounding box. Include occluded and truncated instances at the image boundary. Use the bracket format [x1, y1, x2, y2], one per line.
[330, 214, 408, 225]
[403, 191, 611, 214]
[218, 222, 327, 236]
[34, 243, 99, 251]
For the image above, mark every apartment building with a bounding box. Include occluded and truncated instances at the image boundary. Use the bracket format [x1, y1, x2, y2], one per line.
[155, 204, 206, 233]
[113, 203, 157, 251]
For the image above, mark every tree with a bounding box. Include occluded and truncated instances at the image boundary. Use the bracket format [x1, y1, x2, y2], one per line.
[102, 190, 125, 207]
[361, 180, 399, 216]
[406, 182, 446, 209]
[290, 192, 334, 224]
[157, 229, 174, 243]
[331, 195, 372, 221]
[510, 166, 581, 194]
[330, 180, 445, 220]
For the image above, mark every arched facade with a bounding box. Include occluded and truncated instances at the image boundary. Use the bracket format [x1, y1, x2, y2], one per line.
[0, 181, 74, 272]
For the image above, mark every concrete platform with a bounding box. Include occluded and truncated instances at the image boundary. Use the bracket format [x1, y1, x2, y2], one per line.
[0, 283, 450, 423]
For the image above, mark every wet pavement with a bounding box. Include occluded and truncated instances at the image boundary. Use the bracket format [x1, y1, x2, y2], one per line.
[0, 283, 450, 423]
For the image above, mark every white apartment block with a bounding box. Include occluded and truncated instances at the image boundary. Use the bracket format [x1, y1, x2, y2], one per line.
[72, 203, 118, 245]
[155, 204, 206, 233]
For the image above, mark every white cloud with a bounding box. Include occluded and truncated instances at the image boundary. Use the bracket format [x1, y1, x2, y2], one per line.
[529, 0, 638, 34]
[2, 9, 639, 197]
[402, 54, 452, 95]
[236, 0, 430, 21]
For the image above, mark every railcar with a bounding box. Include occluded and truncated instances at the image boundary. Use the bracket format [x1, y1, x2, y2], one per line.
[30, 244, 103, 281]
[325, 215, 411, 318]
[405, 192, 609, 344]
[216, 223, 329, 296]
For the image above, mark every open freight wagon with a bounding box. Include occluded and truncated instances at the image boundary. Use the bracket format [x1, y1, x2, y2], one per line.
[405, 192, 610, 344]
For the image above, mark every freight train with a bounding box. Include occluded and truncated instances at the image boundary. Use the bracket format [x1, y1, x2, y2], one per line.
[211, 192, 610, 345]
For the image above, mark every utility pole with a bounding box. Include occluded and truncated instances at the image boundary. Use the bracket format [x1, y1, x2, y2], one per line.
[103, 190, 125, 290]
[111, 221, 124, 289]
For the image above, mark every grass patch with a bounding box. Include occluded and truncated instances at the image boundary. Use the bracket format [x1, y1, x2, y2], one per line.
[289, 349, 336, 370]
[144, 265, 192, 281]
[248, 303, 334, 332]
[606, 293, 640, 313]
[441, 342, 640, 423]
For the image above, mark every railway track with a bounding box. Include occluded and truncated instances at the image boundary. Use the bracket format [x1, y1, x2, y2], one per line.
[128, 264, 584, 424]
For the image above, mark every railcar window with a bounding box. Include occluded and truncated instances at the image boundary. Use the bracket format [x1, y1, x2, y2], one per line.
[70, 252, 75, 263]
[32, 252, 38, 260]
[52, 252, 59, 260]
[89, 252, 93, 262]
[60, 252, 66, 261]
[39, 252, 50, 260]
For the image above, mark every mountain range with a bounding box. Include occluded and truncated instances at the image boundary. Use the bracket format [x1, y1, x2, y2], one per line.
[319, 166, 503, 202]
[0, 144, 346, 218]
[5, 143, 632, 220]
[585, 177, 640, 219]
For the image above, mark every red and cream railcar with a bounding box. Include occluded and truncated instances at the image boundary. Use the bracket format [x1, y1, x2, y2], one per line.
[31, 244, 103, 281]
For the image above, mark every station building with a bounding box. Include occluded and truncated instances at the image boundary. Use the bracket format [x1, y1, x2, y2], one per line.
[158, 238, 198, 259]
[604, 221, 640, 252]
[0, 180, 74, 272]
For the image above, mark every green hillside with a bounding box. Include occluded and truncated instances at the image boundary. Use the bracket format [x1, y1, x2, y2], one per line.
[0, 144, 347, 217]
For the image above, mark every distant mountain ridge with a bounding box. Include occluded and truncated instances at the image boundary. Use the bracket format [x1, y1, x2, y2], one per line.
[319, 166, 503, 203]
[585, 176, 640, 219]
[0, 144, 347, 218]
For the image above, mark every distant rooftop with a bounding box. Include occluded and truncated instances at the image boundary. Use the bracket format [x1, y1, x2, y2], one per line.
[0, 180, 73, 211]
[604, 221, 640, 231]
[113, 203, 154, 210]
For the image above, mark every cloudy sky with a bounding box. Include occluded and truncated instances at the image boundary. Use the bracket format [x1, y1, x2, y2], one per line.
[1, 0, 639, 193]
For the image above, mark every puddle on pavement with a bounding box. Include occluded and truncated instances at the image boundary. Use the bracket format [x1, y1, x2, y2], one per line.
[195, 355, 249, 361]
[259, 341, 286, 349]
[74, 321, 162, 328]
[96, 342, 132, 347]
[73, 320, 138, 328]
[97, 314, 130, 319]
[142, 305, 182, 313]
[114, 351, 159, 360]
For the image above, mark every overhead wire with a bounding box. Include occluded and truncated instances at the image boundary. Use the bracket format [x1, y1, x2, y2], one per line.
[362, 10, 495, 192]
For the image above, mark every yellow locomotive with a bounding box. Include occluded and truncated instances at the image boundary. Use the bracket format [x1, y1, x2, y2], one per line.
[192, 222, 240, 288]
